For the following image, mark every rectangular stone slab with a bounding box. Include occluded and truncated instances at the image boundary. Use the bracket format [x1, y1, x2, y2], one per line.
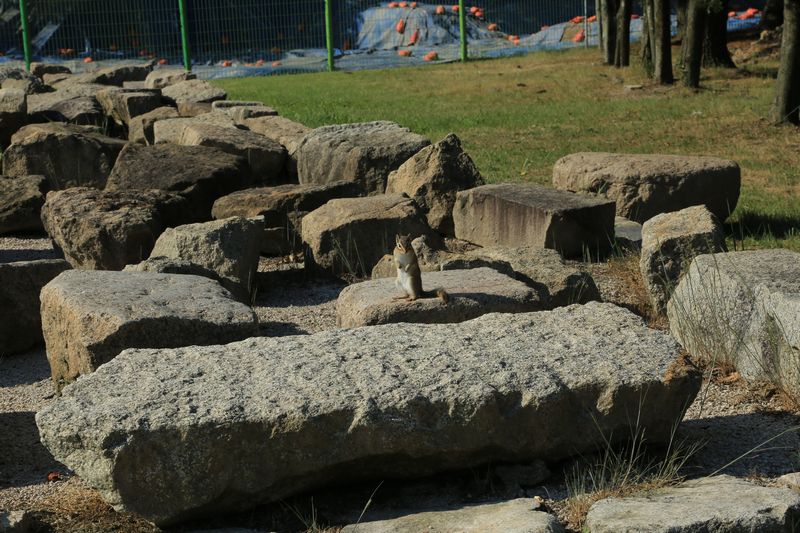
[36, 302, 700, 526]
[452, 184, 616, 258]
[336, 267, 546, 327]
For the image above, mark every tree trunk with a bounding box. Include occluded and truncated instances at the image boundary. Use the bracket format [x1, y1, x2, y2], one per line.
[678, 0, 690, 69]
[683, 0, 706, 87]
[642, 0, 656, 77]
[653, 0, 674, 83]
[773, 0, 800, 124]
[597, 0, 604, 57]
[702, 0, 736, 68]
[601, 0, 618, 65]
[763, 0, 785, 30]
[615, 0, 632, 67]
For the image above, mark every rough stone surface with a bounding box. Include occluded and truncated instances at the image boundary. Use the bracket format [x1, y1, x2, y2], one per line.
[151, 113, 238, 145]
[296, 121, 430, 194]
[457, 247, 601, 307]
[128, 106, 179, 145]
[640, 205, 726, 313]
[553, 152, 741, 223]
[35, 302, 699, 526]
[0, 67, 48, 95]
[0, 259, 70, 355]
[3, 123, 126, 189]
[585, 475, 800, 533]
[453, 184, 616, 258]
[615, 216, 643, 250]
[212, 100, 278, 121]
[162, 79, 226, 105]
[0, 88, 27, 146]
[302, 194, 440, 276]
[177, 123, 286, 182]
[145, 69, 196, 90]
[243, 115, 309, 177]
[123, 256, 221, 283]
[386, 133, 484, 235]
[27, 87, 104, 125]
[667, 249, 800, 396]
[149, 217, 264, 301]
[40, 270, 258, 390]
[0, 175, 48, 234]
[342, 499, 564, 533]
[106, 143, 250, 221]
[337, 267, 546, 327]
[212, 182, 364, 254]
[66, 63, 154, 87]
[30, 63, 71, 78]
[41, 187, 192, 270]
[96, 87, 163, 126]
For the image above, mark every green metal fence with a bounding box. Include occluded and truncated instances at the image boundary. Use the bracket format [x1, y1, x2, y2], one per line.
[6, 1, 602, 78]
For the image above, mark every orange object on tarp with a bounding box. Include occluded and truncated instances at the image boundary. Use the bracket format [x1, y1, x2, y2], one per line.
[572, 29, 585, 43]
[570, 15, 584, 24]
[409, 29, 419, 45]
[398, 49, 413, 56]
[470, 6, 479, 14]
[83, 56, 93, 63]
[746, 7, 759, 14]
[435, 5, 445, 14]
[738, 11, 754, 19]
[222, 60, 233, 67]
[587, 15, 597, 22]
[272, 60, 282, 67]
[411, 2, 418, 7]
[475, 10, 484, 18]
[424, 50, 439, 61]
[388, 2, 399, 7]
[728, 11, 736, 17]
[255, 59, 265, 66]
[488, 23, 498, 31]
[631, 14, 640, 19]
[452, 5, 459, 12]
[158, 58, 168, 65]
[399, 1, 408, 6]
[396, 19, 406, 33]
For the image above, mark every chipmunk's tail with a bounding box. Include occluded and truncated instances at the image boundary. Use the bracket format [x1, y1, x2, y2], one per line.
[425, 288, 449, 303]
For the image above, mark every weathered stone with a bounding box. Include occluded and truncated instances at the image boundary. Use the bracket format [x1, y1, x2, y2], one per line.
[177, 123, 286, 182]
[453, 184, 616, 258]
[342, 499, 564, 533]
[211, 100, 278, 121]
[777, 472, 800, 490]
[42, 73, 71, 86]
[0, 67, 48, 95]
[128, 106, 179, 145]
[162, 79, 226, 105]
[41, 188, 192, 270]
[0, 510, 33, 532]
[27, 86, 105, 125]
[302, 194, 440, 277]
[145, 69, 196, 90]
[3, 123, 126, 189]
[0, 175, 48, 234]
[96, 87, 163, 126]
[0, 259, 70, 354]
[296, 121, 430, 194]
[150, 217, 264, 301]
[0, 88, 27, 146]
[151, 114, 238, 145]
[458, 247, 601, 307]
[106, 143, 250, 221]
[640, 205, 726, 313]
[40, 270, 258, 390]
[212, 182, 364, 255]
[667, 249, 800, 396]
[615, 216, 643, 250]
[243, 115, 310, 177]
[553, 152, 741, 223]
[123, 256, 221, 284]
[35, 302, 699, 526]
[386, 133, 484, 236]
[337, 267, 546, 327]
[585, 475, 800, 533]
[63, 63, 154, 87]
[30, 63, 71, 78]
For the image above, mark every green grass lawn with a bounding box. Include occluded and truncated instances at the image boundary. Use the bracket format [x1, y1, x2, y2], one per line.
[215, 47, 800, 251]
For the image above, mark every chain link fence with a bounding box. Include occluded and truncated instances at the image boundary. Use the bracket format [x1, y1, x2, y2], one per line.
[0, 1, 763, 79]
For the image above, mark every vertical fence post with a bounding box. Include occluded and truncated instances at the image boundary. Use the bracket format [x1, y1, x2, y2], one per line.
[18, 0, 32, 71]
[178, 0, 192, 72]
[324, 0, 334, 71]
[458, 0, 467, 61]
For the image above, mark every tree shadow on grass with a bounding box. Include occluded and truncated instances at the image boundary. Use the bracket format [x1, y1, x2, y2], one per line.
[726, 210, 800, 244]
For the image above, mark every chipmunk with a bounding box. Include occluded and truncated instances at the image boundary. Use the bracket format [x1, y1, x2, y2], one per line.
[393, 234, 448, 303]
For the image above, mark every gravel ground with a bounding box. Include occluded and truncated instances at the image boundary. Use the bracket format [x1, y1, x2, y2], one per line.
[2, 248, 799, 531]
[0, 236, 61, 263]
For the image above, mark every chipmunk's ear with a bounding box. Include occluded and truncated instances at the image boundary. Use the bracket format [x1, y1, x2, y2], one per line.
[395, 234, 402, 247]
